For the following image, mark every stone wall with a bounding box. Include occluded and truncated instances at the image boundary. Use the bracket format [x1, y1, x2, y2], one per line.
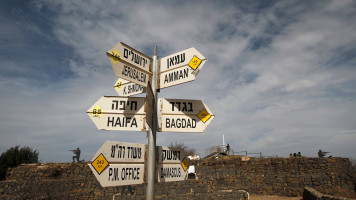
[0, 157, 355, 199]
[303, 186, 356, 200]
[196, 156, 356, 197]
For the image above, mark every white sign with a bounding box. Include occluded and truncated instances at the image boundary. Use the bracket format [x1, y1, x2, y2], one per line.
[89, 163, 145, 187]
[114, 78, 146, 97]
[158, 146, 186, 164]
[159, 47, 207, 89]
[157, 146, 189, 182]
[87, 96, 147, 131]
[88, 141, 147, 187]
[107, 42, 152, 87]
[157, 163, 188, 183]
[159, 98, 214, 132]
[160, 47, 206, 72]
[159, 66, 196, 89]
[91, 141, 146, 163]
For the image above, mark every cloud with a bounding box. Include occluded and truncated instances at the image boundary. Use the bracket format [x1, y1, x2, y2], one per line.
[0, 0, 355, 162]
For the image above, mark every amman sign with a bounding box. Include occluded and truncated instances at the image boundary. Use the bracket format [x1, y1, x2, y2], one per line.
[87, 96, 147, 131]
[107, 42, 152, 87]
[159, 47, 207, 89]
[158, 98, 214, 132]
[88, 141, 147, 187]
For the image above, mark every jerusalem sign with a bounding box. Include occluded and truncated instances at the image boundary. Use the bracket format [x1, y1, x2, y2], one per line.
[107, 42, 152, 87]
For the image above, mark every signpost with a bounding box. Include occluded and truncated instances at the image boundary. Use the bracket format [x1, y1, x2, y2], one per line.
[159, 47, 207, 89]
[87, 96, 147, 131]
[114, 78, 146, 97]
[107, 42, 152, 87]
[157, 146, 189, 182]
[88, 141, 146, 187]
[145, 47, 158, 200]
[159, 98, 214, 133]
[87, 43, 214, 200]
[145, 82, 154, 129]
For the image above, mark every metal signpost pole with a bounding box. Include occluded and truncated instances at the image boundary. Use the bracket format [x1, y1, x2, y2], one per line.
[146, 46, 158, 200]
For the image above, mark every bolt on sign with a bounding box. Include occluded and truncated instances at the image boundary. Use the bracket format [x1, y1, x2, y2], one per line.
[157, 146, 189, 182]
[114, 78, 146, 97]
[107, 42, 152, 87]
[159, 47, 207, 89]
[87, 96, 147, 131]
[158, 98, 214, 132]
[88, 141, 147, 187]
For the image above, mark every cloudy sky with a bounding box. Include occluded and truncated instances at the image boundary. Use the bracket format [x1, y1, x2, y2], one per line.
[1, 0, 355, 162]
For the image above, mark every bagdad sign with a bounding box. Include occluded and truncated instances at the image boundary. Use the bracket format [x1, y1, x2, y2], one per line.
[107, 42, 152, 87]
[159, 47, 207, 89]
[158, 98, 214, 132]
[114, 78, 146, 97]
[157, 146, 189, 183]
[88, 141, 146, 187]
[87, 96, 147, 131]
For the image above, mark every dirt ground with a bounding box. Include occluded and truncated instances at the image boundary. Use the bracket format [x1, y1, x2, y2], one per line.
[249, 195, 302, 200]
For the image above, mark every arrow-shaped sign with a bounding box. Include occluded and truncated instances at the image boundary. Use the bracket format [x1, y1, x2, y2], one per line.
[159, 47, 207, 89]
[88, 141, 147, 187]
[107, 42, 152, 87]
[114, 78, 146, 97]
[158, 98, 214, 133]
[157, 146, 189, 182]
[87, 96, 147, 131]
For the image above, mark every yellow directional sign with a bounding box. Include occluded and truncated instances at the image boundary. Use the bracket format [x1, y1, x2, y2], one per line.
[114, 79, 123, 90]
[188, 56, 202, 70]
[89, 105, 104, 117]
[181, 157, 189, 171]
[91, 153, 109, 175]
[197, 109, 211, 123]
[109, 50, 121, 64]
